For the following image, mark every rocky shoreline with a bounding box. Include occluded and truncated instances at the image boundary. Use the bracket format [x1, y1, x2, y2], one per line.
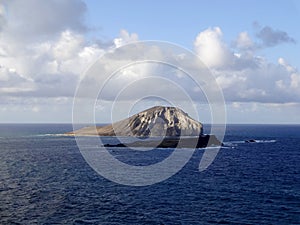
[104, 134, 222, 148]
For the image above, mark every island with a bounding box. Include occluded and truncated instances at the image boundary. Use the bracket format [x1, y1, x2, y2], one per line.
[66, 106, 222, 148]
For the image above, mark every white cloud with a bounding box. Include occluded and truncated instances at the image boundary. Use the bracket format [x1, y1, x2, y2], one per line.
[277, 58, 300, 91]
[235, 31, 255, 50]
[226, 102, 300, 124]
[52, 30, 84, 60]
[1, 0, 87, 42]
[0, 0, 109, 98]
[114, 29, 139, 48]
[194, 27, 234, 68]
[0, 30, 105, 97]
[278, 57, 296, 73]
[193, 27, 300, 104]
[216, 73, 247, 89]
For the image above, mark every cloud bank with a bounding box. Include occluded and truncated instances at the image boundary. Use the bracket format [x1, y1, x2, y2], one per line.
[0, 0, 299, 122]
[195, 27, 299, 103]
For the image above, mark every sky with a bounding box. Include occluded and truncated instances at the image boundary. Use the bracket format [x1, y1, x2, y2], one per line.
[0, 0, 300, 124]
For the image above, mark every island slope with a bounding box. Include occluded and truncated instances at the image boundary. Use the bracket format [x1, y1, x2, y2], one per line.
[67, 106, 203, 137]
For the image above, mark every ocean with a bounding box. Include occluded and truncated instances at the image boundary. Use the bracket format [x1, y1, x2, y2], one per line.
[0, 124, 299, 224]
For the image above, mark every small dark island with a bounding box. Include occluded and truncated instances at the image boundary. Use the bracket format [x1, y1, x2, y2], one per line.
[104, 134, 222, 149]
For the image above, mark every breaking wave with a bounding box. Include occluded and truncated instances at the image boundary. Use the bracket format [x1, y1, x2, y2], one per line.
[223, 139, 276, 147]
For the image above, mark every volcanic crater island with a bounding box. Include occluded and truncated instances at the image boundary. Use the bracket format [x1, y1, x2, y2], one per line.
[67, 106, 222, 148]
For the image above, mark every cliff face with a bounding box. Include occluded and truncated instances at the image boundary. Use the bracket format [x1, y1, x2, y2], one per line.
[68, 106, 203, 137]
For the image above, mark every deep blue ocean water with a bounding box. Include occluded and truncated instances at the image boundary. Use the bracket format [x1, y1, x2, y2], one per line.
[0, 124, 299, 224]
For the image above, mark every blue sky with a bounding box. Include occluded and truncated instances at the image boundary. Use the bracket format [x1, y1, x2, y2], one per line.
[85, 0, 300, 66]
[0, 0, 299, 123]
